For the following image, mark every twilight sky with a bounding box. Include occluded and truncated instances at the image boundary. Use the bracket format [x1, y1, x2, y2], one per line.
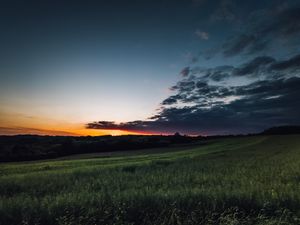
[0, 0, 300, 136]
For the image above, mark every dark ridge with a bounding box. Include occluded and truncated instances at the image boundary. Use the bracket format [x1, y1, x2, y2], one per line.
[0, 134, 203, 162]
[261, 126, 300, 135]
[1, 126, 300, 162]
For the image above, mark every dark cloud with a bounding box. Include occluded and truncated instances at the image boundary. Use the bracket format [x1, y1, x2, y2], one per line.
[169, 79, 195, 93]
[87, 121, 120, 130]
[262, 7, 300, 37]
[87, 52, 300, 135]
[196, 81, 207, 88]
[180, 67, 191, 77]
[87, 76, 300, 135]
[162, 95, 180, 105]
[207, 65, 234, 81]
[86, 120, 149, 131]
[270, 54, 300, 71]
[181, 54, 300, 82]
[222, 7, 300, 57]
[233, 56, 275, 76]
[179, 65, 234, 82]
[85, 3, 300, 136]
[223, 35, 257, 57]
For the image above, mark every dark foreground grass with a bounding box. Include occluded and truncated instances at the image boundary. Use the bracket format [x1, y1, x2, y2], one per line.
[0, 135, 300, 225]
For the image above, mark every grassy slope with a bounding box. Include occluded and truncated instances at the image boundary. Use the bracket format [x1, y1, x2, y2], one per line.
[0, 135, 300, 225]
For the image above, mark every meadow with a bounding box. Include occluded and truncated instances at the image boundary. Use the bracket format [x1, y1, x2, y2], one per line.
[0, 135, 300, 225]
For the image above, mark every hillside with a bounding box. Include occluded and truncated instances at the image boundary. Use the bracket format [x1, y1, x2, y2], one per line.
[0, 135, 300, 224]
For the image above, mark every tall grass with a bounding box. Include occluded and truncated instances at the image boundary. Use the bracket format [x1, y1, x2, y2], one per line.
[0, 135, 300, 225]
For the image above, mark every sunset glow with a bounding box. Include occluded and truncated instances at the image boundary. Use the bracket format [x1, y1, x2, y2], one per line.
[1, 0, 300, 136]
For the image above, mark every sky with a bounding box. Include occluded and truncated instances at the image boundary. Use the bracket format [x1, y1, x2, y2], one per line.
[0, 0, 300, 136]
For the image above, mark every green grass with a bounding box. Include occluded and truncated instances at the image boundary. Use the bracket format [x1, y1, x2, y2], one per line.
[0, 135, 300, 225]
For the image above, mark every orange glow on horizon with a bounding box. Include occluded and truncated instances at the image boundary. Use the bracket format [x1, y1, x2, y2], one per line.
[0, 111, 170, 136]
[0, 126, 159, 136]
[71, 128, 156, 136]
[0, 108, 169, 136]
[0, 112, 157, 136]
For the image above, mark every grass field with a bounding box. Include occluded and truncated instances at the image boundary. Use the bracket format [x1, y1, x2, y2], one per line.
[0, 135, 300, 225]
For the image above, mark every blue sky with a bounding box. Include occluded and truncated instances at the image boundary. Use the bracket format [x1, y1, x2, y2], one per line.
[0, 0, 300, 135]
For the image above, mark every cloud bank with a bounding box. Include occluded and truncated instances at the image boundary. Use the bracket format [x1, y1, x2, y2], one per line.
[87, 4, 300, 135]
[87, 51, 300, 135]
